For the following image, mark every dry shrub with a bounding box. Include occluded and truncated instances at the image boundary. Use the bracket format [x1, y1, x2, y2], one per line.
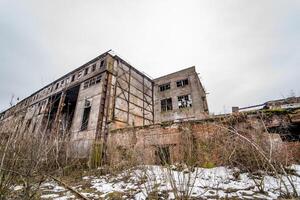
[105, 144, 138, 174]
[0, 129, 80, 199]
[282, 142, 300, 164]
[194, 122, 299, 172]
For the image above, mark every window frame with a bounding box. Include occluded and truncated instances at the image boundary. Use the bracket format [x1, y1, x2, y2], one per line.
[177, 94, 192, 108]
[159, 83, 171, 92]
[161, 98, 173, 112]
[176, 78, 189, 87]
[80, 100, 91, 131]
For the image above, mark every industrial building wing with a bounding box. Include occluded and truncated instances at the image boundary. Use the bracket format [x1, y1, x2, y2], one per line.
[0, 50, 209, 157]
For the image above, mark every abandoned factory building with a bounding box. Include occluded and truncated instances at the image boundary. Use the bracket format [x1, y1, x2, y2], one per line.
[0, 50, 209, 156]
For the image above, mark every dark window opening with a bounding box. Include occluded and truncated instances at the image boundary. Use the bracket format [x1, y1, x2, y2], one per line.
[95, 75, 102, 83]
[81, 100, 91, 131]
[44, 85, 80, 134]
[161, 98, 172, 112]
[71, 75, 75, 82]
[83, 81, 89, 89]
[155, 146, 171, 165]
[92, 64, 96, 72]
[176, 79, 189, 87]
[100, 60, 105, 68]
[178, 94, 192, 108]
[159, 83, 171, 92]
[55, 83, 59, 90]
[84, 68, 89, 76]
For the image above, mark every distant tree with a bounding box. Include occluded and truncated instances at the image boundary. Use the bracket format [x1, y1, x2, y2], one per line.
[9, 94, 15, 107]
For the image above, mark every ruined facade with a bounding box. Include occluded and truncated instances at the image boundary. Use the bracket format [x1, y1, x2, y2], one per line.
[0, 51, 208, 157]
[154, 67, 208, 123]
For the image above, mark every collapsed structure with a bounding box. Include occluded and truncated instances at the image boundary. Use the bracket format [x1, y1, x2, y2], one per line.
[0, 50, 209, 157]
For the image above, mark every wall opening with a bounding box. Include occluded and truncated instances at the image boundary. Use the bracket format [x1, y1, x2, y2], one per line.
[81, 99, 91, 131]
[155, 146, 171, 165]
[45, 85, 80, 133]
[268, 122, 300, 142]
[161, 98, 172, 112]
[45, 93, 61, 132]
[62, 85, 80, 131]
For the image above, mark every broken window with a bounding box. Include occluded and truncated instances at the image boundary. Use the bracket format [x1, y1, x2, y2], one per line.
[81, 100, 91, 131]
[95, 75, 102, 83]
[83, 81, 89, 89]
[178, 94, 192, 108]
[161, 98, 172, 112]
[71, 75, 75, 82]
[84, 68, 89, 76]
[155, 146, 171, 165]
[176, 78, 189, 87]
[82, 75, 102, 90]
[90, 78, 96, 86]
[100, 60, 105, 68]
[159, 83, 171, 92]
[92, 64, 96, 72]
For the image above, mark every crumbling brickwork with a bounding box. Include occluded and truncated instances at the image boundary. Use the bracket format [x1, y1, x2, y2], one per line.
[107, 112, 298, 165]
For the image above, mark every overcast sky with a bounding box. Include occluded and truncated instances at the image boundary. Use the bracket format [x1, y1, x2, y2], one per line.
[0, 0, 299, 114]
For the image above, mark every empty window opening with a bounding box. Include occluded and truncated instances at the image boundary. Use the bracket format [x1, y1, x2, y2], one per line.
[92, 64, 96, 72]
[45, 93, 62, 131]
[62, 85, 80, 131]
[161, 98, 172, 112]
[44, 85, 80, 133]
[100, 60, 105, 68]
[178, 94, 192, 108]
[71, 75, 75, 82]
[96, 75, 102, 83]
[176, 79, 189, 87]
[84, 68, 89, 76]
[81, 100, 91, 131]
[83, 81, 89, 89]
[155, 146, 171, 165]
[55, 83, 59, 90]
[159, 83, 170, 92]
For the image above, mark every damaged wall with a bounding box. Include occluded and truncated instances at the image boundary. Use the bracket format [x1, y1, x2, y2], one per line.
[154, 66, 208, 123]
[107, 112, 297, 165]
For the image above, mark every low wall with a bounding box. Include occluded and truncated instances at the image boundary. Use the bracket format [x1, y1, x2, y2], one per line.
[107, 113, 286, 165]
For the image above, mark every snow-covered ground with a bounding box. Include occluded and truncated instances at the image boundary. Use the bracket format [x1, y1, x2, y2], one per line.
[14, 165, 300, 199]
